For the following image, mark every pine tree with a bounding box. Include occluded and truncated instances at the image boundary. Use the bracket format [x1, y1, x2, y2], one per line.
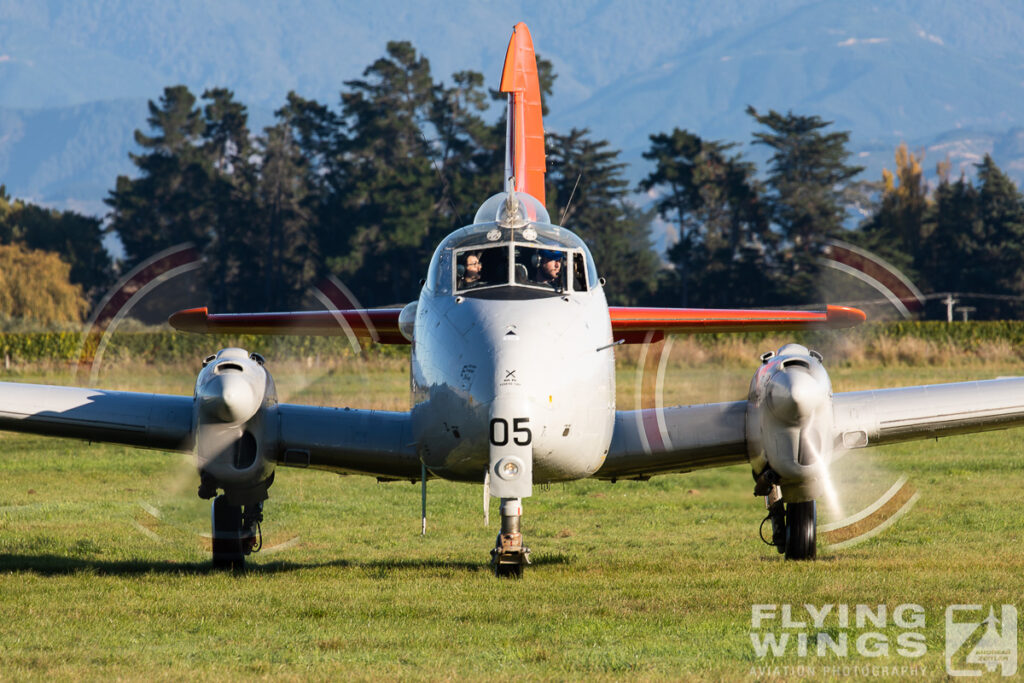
[975, 155, 1024, 315]
[431, 70, 503, 229]
[640, 128, 773, 306]
[254, 122, 318, 310]
[920, 173, 979, 296]
[547, 128, 659, 305]
[747, 107, 862, 300]
[330, 41, 439, 304]
[106, 86, 212, 265]
[199, 88, 261, 311]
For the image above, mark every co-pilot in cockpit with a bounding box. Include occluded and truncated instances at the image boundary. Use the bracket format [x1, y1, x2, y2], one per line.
[429, 192, 599, 300]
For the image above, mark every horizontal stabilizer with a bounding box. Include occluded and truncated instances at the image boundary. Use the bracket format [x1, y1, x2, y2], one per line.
[168, 307, 409, 344]
[608, 305, 866, 343]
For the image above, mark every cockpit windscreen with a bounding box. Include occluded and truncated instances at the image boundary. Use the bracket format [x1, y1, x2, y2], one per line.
[456, 247, 508, 290]
[427, 192, 600, 298]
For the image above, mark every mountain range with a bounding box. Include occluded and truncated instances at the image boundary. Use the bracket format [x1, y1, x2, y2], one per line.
[2, 0, 1024, 221]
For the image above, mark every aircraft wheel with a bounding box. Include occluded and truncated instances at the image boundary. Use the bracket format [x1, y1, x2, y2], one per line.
[784, 500, 817, 560]
[211, 495, 245, 570]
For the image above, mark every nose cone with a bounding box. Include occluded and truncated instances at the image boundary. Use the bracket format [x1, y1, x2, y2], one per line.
[767, 369, 825, 424]
[199, 373, 260, 424]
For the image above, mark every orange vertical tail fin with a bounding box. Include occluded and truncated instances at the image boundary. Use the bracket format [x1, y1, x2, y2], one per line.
[499, 22, 546, 206]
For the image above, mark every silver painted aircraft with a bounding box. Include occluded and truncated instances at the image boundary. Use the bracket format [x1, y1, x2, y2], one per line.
[3, 23, 1024, 576]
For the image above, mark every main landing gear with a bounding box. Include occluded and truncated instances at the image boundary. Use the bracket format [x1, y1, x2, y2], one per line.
[760, 484, 817, 560]
[211, 496, 263, 570]
[491, 498, 530, 578]
[757, 471, 819, 561]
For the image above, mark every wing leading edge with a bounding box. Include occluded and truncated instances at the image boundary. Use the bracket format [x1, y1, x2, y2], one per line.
[599, 375, 1024, 480]
[169, 307, 409, 344]
[0, 380, 420, 480]
[0, 382, 194, 452]
[608, 305, 866, 343]
[166, 305, 863, 345]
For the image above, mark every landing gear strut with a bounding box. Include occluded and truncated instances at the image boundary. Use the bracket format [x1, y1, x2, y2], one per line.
[491, 498, 530, 578]
[211, 496, 263, 570]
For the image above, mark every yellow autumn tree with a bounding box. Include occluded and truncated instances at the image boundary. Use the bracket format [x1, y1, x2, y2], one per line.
[871, 143, 930, 254]
[881, 143, 927, 205]
[0, 243, 90, 326]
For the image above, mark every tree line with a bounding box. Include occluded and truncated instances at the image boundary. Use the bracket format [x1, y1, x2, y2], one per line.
[4, 40, 1024, 324]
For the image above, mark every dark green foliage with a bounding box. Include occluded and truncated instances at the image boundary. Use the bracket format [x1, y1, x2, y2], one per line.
[747, 107, 863, 301]
[863, 152, 1024, 319]
[255, 122, 318, 310]
[547, 128, 659, 305]
[107, 86, 212, 263]
[747, 107, 863, 248]
[640, 128, 774, 306]
[918, 174, 979, 296]
[855, 145, 923, 285]
[972, 157, 1024, 313]
[93, 40, 1024, 320]
[107, 86, 321, 312]
[94, 43, 668, 312]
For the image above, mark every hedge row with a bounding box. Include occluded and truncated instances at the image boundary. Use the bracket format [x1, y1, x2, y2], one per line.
[0, 331, 407, 363]
[695, 321, 1024, 349]
[2, 321, 1023, 363]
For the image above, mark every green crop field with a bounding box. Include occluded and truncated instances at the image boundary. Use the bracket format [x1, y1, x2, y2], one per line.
[1, 343, 1023, 681]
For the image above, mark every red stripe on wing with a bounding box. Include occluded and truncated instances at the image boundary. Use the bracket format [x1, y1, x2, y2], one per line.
[168, 308, 409, 344]
[609, 305, 865, 342]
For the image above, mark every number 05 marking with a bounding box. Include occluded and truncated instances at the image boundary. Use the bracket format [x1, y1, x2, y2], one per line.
[489, 417, 532, 446]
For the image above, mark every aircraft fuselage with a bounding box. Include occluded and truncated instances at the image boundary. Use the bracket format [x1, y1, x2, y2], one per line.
[411, 285, 615, 483]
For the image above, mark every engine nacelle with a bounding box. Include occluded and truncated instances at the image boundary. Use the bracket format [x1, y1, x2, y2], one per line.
[193, 348, 279, 506]
[746, 343, 834, 502]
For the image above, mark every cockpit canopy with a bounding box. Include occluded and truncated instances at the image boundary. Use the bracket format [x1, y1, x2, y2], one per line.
[425, 193, 600, 299]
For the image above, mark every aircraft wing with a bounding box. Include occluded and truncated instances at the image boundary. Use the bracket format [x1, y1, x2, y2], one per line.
[598, 376, 1024, 480]
[599, 402, 749, 479]
[0, 382, 195, 451]
[608, 305, 865, 343]
[169, 307, 409, 344]
[0, 380, 420, 479]
[831, 376, 1024, 447]
[276, 404, 419, 479]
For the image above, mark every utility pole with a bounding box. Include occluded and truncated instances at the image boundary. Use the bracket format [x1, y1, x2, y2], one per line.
[956, 306, 976, 322]
[941, 294, 958, 323]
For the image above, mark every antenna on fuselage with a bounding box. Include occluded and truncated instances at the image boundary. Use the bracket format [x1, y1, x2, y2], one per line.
[483, 470, 490, 526]
[559, 172, 582, 226]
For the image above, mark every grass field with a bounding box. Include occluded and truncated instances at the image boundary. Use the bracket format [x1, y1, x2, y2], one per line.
[1, 344, 1023, 680]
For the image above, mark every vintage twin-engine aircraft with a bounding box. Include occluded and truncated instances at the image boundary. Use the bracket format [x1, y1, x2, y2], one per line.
[4, 24, 1024, 576]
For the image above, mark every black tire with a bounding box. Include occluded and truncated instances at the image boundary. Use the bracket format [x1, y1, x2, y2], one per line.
[784, 500, 817, 560]
[211, 496, 245, 570]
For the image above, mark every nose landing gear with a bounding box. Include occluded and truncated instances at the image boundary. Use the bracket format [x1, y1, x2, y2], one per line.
[211, 496, 263, 570]
[491, 498, 530, 578]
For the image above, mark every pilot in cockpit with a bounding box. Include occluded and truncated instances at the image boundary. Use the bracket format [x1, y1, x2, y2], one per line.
[457, 251, 483, 289]
[536, 249, 565, 289]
